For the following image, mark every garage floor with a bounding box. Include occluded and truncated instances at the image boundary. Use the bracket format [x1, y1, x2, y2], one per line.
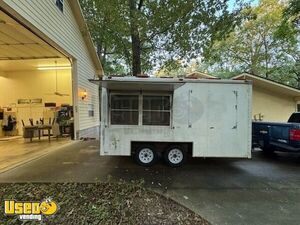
[0, 140, 300, 225]
[0, 137, 72, 173]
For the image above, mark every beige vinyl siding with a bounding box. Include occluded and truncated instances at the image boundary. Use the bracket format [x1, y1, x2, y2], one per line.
[252, 86, 296, 122]
[3, 0, 99, 131]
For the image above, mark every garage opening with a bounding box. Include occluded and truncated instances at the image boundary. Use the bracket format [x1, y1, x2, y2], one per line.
[0, 10, 75, 143]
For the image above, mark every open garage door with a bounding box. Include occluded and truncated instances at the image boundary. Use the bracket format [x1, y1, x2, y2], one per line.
[0, 10, 75, 143]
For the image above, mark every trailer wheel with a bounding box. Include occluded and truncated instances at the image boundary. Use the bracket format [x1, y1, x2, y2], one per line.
[164, 146, 186, 167]
[135, 145, 157, 166]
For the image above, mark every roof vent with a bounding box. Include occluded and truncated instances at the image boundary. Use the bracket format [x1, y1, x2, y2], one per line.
[136, 74, 149, 78]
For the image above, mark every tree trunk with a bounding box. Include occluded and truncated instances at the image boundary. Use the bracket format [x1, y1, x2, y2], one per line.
[96, 44, 102, 61]
[263, 36, 269, 78]
[249, 59, 258, 75]
[129, 0, 142, 76]
[296, 73, 300, 89]
[97, 44, 107, 72]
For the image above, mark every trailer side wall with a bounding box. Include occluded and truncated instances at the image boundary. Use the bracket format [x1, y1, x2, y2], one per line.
[100, 82, 252, 158]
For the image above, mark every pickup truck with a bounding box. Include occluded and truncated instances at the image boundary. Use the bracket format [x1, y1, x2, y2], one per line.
[252, 112, 300, 153]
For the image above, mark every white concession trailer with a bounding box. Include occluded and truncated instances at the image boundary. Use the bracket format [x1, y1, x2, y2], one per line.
[90, 77, 252, 167]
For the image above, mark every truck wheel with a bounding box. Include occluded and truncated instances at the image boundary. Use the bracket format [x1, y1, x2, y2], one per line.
[135, 145, 157, 166]
[262, 146, 274, 155]
[164, 146, 186, 167]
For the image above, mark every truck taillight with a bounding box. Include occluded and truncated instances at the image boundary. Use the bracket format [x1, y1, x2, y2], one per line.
[290, 129, 300, 141]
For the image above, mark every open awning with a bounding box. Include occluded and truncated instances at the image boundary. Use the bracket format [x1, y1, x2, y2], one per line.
[89, 78, 185, 91]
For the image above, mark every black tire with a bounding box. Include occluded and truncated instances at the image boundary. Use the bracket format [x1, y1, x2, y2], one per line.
[135, 145, 158, 167]
[163, 145, 186, 167]
[262, 144, 274, 155]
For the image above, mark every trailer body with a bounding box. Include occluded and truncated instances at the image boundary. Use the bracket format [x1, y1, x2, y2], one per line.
[94, 77, 252, 159]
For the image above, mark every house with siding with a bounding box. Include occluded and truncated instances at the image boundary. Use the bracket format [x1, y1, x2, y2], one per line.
[233, 73, 300, 122]
[0, 0, 103, 139]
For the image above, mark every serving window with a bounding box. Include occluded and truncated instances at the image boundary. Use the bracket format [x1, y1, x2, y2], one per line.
[142, 95, 171, 126]
[110, 95, 139, 125]
[109, 93, 171, 126]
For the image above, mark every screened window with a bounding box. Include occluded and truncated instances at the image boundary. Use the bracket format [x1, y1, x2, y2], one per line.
[110, 95, 139, 125]
[56, 0, 64, 12]
[143, 95, 171, 126]
[297, 104, 300, 112]
[88, 104, 94, 117]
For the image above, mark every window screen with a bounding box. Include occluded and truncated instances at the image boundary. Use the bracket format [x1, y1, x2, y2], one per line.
[56, 0, 64, 12]
[88, 104, 94, 117]
[110, 95, 139, 125]
[143, 95, 171, 126]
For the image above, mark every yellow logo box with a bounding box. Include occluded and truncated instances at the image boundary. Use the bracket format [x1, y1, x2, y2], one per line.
[5, 200, 58, 216]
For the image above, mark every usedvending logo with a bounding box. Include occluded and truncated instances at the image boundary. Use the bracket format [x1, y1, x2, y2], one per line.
[4, 198, 58, 221]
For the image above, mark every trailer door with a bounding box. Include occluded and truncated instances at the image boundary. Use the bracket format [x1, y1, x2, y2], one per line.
[206, 85, 241, 157]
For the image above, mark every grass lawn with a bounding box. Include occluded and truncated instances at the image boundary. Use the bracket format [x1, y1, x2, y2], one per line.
[0, 181, 210, 225]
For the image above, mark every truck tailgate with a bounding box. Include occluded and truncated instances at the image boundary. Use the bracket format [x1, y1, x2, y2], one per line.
[269, 125, 290, 145]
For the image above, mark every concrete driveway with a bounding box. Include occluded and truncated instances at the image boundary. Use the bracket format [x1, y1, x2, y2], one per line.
[0, 140, 300, 225]
[0, 138, 72, 173]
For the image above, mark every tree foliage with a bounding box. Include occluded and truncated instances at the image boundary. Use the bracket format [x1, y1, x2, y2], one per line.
[284, 0, 300, 28]
[80, 0, 242, 75]
[205, 0, 300, 87]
